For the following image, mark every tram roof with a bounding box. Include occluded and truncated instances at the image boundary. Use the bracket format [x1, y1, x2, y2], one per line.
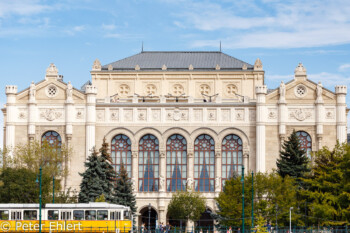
[0, 202, 129, 209]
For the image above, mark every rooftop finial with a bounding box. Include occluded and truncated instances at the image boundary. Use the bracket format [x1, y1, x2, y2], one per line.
[141, 41, 144, 52]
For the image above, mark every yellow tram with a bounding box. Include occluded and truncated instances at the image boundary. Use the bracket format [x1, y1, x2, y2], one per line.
[0, 202, 132, 232]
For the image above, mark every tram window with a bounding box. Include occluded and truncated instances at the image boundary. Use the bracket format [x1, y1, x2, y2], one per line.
[24, 210, 37, 220]
[73, 210, 84, 220]
[61, 211, 72, 220]
[124, 211, 130, 220]
[0, 210, 9, 220]
[85, 210, 96, 220]
[48, 210, 59, 220]
[11, 211, 21, 220]
[97, 210, 108, 220]
[110, 211, 121, 220]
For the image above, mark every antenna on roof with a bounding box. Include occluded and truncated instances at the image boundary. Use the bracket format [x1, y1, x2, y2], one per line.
[219, 41, 222, 52]
[141, 41, 144, 52]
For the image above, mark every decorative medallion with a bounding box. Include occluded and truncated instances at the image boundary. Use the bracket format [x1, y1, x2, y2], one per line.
[119, 84, 130, 97]
[294, 84, 307, 98]
[145, 84, 157, 95]
[199, 84, 210, 95]
[172, 84, 184, 95]
[40, 108, 62, 121]
[226, 84, 238, 97]
[46, 84, 58, 98]
[289, 108, 312, 121]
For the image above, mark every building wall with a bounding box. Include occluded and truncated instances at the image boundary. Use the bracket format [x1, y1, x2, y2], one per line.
[2, 61, 347, 226]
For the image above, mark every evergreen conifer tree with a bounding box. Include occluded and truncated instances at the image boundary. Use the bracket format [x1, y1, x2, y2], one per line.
[78, 149, 106, 202]
[99, 137, 117, 203]
[276, 130, 310, 179]
[114, 163, 137, 214]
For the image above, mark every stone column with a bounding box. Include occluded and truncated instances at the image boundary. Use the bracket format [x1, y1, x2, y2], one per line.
[85, 85, 97, 158]
[28, 82, 37, 142]
[243, 151, 249, 173]
[131, 150, 138, 192]
[215, 150, 221, 193]
[5, 85, 18, 158]
[65, 81, 74, 139]
[256, 85, 267, 173]
[187, 143, 194, 191]
[315, 82, 324, 150]
[335, 85, 347, 144]
[278, 82, 287, 150]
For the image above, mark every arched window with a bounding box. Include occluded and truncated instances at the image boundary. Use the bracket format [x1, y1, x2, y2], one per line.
[222, 134, 243, 186]
[296, 131, 312, 157]
[194, 134, 215, 192]
[139, 134, 159, 192]
[111, 134, 132, 178]
[41, 131, 62, 147]
[166, 134, 187, 191]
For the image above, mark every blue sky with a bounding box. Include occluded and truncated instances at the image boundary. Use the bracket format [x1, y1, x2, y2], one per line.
[1, 0, 350, 148]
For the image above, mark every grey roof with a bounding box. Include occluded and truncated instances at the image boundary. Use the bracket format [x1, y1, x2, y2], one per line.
[102, 51, 253, 71]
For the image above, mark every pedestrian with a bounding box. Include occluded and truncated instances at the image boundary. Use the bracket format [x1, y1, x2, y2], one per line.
[237, 228, 241, 233]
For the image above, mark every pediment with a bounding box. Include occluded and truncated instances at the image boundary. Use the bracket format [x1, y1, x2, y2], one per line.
[267, 79, 336, 104]
[16, 79, 86, 103]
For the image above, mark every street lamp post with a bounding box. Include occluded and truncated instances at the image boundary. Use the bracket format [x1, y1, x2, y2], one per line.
[36, 167, 42, 233]
[241, 166, 245, 233]
[290, 207, 293, 233]
[52, 176, 55, 203]
[251, 171, 254, 230]
[148, 203, 151, 233]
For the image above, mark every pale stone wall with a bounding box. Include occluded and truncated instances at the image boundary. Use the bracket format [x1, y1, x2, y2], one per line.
[2, 61, 347, 227]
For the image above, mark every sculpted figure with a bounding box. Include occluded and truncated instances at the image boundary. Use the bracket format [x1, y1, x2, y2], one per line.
[279, 81, 285, 100]
[66, 81, 73, 99]
[29, 81, 36, 99]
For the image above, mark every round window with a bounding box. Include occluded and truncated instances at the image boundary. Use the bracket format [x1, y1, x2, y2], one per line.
[294, 84, 307, 98]
[46, 85, 58, 98]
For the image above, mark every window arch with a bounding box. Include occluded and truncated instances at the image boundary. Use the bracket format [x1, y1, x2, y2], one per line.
[221, 134, 243, 186]
[41, 131, 62, 147]
[296, 131, 312, 157]
[139, 134, 159, 192]
[194, 134, 215, 192]
[166, 134, 187, 191]
[111, 134, 132, 178]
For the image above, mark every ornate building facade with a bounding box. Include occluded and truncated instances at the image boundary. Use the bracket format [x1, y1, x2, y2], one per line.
[2, 51, 348, 227]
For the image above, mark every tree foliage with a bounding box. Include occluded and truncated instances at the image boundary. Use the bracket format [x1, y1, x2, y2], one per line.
[276, 130, 310, 180]
[0, 141, 73, 203]
[215, 172, 300, 227]
[114, 164, 137, 214]
[167, 191, 206, 222]
[302, 143, 350, 226]
[78, 148, 115, 203]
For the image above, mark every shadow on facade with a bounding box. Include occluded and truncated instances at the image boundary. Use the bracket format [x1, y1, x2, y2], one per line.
[196, 208, 214, 228]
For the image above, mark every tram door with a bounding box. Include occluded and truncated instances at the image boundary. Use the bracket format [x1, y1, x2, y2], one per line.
[11, 211, 22, 220]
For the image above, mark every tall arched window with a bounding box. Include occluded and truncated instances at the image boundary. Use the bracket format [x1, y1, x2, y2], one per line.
[111, 134, 132, 178]
[222, 134, 243, 186]
[296, 131, 312, 158]
[41, 131, 62, 147]
[166, 134, 187, 191]
[194, 134, 215, 192]
[139, 134, 159, 192]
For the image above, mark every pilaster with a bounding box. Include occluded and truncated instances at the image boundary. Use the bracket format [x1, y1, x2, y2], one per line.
[335, 85, 347, 143]
[5, 85, 18, 157]
[85, 85, 97, 158]
[256, 85, 267, 173]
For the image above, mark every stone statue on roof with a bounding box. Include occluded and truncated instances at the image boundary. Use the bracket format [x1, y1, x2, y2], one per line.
[29, 81, 36, 100]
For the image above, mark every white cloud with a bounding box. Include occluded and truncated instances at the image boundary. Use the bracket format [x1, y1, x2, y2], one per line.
[339, 64, 350, 72]
[102, 24, 116, 30]
[175, 0, 350, 49]
[0, 0, 52, 18]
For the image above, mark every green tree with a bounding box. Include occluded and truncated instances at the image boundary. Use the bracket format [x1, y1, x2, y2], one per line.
[0, 167, 51, 203]
[302, 143, 350, 226]
[0, 140, 71, 203]
[114, 164, 137, 214]
[215, 172, 300, 228]
[99, 137, 117, 203]
[276, 130, 310, 180]
[167, 191, 206, 225]
[78, 149, 108, 202]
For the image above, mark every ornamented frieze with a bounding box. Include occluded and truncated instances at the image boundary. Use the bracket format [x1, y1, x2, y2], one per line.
[249, 109, 256, 121]
[166, 108, 188, 121]
[289, 108, 313, 121]
[235, 109, 245, 121]
[76, 108, 84, 119]
[110, 109, 119, 121]
[40, 108, 63, 121]
[207, 109, 217, 121]
[96, 109, 105, 121]
[268, 108, 277, 119]
[124, 109, 133, 122]
[138, 109, 147, 121]
[221, 109, 231, 121]
[325, 108, 335, 119]
[18, 108, 27, 119]
[151, 109, 161, 121]
[193, 109, 203, 121]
